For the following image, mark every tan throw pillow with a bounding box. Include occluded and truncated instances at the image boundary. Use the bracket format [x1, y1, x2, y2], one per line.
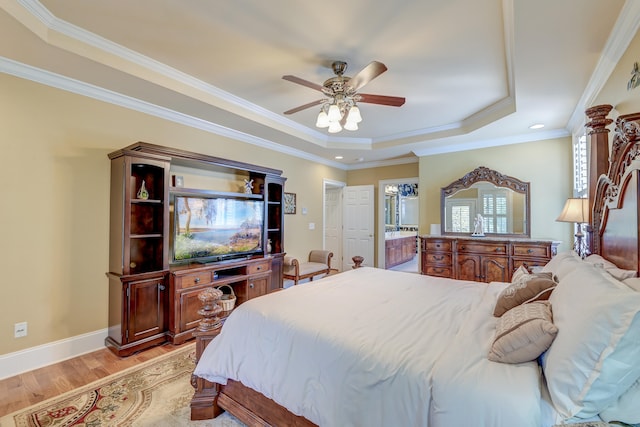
[488, 301, 558, 364]
[493, 270, 557, 317]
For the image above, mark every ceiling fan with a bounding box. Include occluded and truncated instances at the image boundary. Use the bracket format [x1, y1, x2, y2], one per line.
[282, 60, 405, 132]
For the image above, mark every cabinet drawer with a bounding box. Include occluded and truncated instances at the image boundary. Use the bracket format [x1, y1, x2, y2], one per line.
[458, 241, 507, 255]
[424, 253, 452, 265]
[512, 244, 550, 258]
[424, 239, 452, 252]
[176, 271, 212, 289]
[424, 266, 453, 278]
[248, 261, 270, 275]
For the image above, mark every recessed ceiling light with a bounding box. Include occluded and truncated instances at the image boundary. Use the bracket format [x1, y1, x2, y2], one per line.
[335, 155, 343, 160]
[529, 123, 544, 129]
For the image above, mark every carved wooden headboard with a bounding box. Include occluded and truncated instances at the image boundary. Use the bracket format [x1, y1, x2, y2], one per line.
[588, 109, 640, 274]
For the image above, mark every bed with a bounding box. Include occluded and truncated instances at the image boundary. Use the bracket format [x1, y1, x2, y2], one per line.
[189, 108, 640, 426]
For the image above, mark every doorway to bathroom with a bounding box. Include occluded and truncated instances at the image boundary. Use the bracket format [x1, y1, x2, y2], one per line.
[378, 178, 419, 273]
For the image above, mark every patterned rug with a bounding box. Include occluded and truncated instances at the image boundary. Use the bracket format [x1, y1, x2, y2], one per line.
[0, 344, 245, 427]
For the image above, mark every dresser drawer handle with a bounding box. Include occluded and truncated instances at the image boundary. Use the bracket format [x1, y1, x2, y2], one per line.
[249, 282, 254, 289]
[194, 277, 200, 283]
[495, 248, 503, 252]
[436, 244, 441, 248]
[158, 284, 165, 291]
[527, 249, 533, 253]
[433, 255, 444, 261]
[256, 266, 262, 271]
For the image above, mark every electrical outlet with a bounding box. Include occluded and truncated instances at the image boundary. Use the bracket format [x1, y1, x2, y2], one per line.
[14, 322, 27, 338]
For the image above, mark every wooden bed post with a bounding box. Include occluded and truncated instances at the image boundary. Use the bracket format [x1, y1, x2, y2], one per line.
[585, 104, 613, 253]
[190, 287, 225, 420]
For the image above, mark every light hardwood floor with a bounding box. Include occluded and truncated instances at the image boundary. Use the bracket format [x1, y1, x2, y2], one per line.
[0, 341, 190, 416]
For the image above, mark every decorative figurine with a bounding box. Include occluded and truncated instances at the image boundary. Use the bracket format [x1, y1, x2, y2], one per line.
[472, 213, 485, 237]
[137, 180, 149, 200]
[244, 179, 254, 194]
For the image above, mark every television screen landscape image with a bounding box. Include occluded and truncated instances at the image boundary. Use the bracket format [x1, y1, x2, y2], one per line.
[173, 196, 264, 262]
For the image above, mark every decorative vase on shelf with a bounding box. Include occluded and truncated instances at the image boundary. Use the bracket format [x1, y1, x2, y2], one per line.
[267, 239, 272, 254]
[137, 180, 149, 200]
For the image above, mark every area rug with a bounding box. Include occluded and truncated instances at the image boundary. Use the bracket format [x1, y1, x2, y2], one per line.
[0, 343, 245, 427]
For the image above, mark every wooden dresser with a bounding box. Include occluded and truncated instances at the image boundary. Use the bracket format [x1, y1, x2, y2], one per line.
[420, 236, 560, 283]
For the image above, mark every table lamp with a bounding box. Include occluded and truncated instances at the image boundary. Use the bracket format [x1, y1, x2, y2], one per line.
[556, 198, 589, 258]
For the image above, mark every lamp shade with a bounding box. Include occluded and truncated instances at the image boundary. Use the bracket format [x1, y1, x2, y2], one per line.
[315, 111, 329, 128]
[347, 105, 362, 123]
[328, 121, 342, 133]
[327, 104, 342, 122]
[556, 198, 589, 223]
[343, 120, 358, 131]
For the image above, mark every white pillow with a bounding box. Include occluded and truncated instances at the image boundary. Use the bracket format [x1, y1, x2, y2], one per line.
[541, 251, 582, 280]
[584, 254, 617, 270]
[585, 254, 637, 281]
[543, 263, 640, 420]
[606, 267, 637, 281]
[623, 277, 640, 291]
[599, 378, 640, 424]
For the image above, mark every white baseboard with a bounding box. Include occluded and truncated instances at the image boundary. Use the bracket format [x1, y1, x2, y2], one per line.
[0, 329, 108, 380]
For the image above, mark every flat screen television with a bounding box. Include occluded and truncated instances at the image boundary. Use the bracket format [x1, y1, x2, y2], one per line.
[171, 194, 264, 263]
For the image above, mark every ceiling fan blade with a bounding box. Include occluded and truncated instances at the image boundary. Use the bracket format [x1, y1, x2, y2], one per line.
[282, 75, 324, 92]
[283, 99, 324, 115]
[345, 61, 388, 92]
[358, 93, 405, 107]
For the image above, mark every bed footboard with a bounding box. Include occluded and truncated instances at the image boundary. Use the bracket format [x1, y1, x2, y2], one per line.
[189, 286, 318, 425]
[190, 287, 225, 420]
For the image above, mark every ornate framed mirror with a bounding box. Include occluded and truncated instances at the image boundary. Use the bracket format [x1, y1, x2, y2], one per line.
[441, 166, 530, 237]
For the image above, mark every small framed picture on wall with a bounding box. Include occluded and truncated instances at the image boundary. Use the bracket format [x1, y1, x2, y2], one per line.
[284, 192, 296, 214]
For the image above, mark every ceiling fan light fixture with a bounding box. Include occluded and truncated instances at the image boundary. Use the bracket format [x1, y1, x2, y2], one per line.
[282, 61, 404, 134]
[328, 121, 342, 133]
[347, 105, 362, 123]
[327, 104, 342, 122]
[316, 110, 330, 128]
[344, 121, 358, 131]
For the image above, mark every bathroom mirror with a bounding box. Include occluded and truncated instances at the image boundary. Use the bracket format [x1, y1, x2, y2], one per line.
[385, 183, 418, 230]
[441, 166, 530, 237]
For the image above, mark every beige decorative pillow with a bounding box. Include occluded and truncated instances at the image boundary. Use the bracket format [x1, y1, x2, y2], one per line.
[488, 301, 558, 364]
[511, 265, 530, 283]
[493, 270, 557, 317]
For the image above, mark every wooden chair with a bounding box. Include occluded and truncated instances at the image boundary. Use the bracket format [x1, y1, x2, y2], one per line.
[283, 250, 333, 285]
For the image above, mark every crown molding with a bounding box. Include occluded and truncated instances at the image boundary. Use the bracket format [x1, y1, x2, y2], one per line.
[412, 128, 570, 157]
[0, 57, 349, 170]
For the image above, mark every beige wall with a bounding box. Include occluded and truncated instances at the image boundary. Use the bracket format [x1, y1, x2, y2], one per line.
[347, 163, 419, 185]
[0, 73, 345, 355]
[419, 138, 574, 249]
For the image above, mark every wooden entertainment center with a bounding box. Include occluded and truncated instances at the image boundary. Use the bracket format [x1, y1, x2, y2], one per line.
[105, 142, 286, 356]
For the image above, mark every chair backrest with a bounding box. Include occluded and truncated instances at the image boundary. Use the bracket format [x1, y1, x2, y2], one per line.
[308, 250, 332, 267]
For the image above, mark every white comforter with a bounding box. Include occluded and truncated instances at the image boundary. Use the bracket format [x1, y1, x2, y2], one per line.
[194, 267, 551, 427]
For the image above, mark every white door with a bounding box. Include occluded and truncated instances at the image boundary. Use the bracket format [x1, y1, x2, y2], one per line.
[343, 185, 375, 270]
[324, 186, 343, 271]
